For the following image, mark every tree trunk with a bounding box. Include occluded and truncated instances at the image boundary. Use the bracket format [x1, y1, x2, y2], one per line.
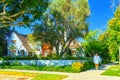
[55, 42, 60, 56]
[60, 39, 73, 57]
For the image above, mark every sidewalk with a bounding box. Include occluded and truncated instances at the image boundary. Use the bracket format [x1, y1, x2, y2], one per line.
[63, 63, 120, 80]
[0, 63, 120, 80]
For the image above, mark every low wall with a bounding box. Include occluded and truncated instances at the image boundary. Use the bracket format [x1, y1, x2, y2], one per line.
[0, 60, 2, 64]
[7, 60, 88, 66]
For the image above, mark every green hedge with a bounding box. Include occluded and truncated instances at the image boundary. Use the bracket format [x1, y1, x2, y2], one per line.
[1, 56, 92, 60]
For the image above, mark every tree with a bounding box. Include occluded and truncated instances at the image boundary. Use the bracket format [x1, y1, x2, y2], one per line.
[27, 34, 41, 52]
[0, 0, 49, 28]
[33, 0, 90, 57]
[0, 27, 11, 56]
[102, 6, 120, 61]
[83, 30, 110, 63]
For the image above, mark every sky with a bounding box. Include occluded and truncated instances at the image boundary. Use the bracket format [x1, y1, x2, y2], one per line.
[15, 0, 117, 35]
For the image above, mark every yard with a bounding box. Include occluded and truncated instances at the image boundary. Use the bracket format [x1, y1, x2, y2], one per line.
[102, 65, 120, 77]
[0, 70, 67, 80]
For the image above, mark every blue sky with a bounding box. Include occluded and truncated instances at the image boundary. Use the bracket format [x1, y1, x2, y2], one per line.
[88, 0, 115, 31]
[15, 0, 116, 34]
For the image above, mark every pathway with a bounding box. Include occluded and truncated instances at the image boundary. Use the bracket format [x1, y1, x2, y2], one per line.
[63, 63, 120, 80]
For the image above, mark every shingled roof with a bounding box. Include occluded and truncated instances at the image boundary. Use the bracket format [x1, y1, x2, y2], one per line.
[15, 32, 34, 52]
[69, 41, 80, 49]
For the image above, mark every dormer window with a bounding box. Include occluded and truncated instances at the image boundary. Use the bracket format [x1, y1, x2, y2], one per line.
[12, 40, 16, 44]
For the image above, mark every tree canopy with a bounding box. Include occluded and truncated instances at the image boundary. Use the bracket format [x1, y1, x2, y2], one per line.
[100, 6, 120, 61]
[33, 0, 90, 56]
[0, 0, 49, 28]
[0, 27, 12, 56]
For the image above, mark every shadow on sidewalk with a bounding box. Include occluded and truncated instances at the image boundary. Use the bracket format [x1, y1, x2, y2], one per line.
[90, 63, 116, 71]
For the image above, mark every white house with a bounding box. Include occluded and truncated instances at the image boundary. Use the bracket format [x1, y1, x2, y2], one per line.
[7, 32, 41, 57]
[7, 32, 84, 57]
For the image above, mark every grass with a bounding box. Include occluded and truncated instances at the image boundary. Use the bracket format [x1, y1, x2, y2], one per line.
[0, 65, 78, 73]
[32, 74, 67, 80]
[0, 70, 67, 80]
[102, 65, 120, 77]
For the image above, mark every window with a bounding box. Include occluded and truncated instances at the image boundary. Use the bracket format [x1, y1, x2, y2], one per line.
[28, 52, 33, 56]
[12, 40, 16, 44]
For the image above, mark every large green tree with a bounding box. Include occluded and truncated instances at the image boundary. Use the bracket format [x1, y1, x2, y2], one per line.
[0, 0, 49, 28]
[83, 30, 110, 63]
[102, 6, 120, 61]
[33, 0, 90, 57]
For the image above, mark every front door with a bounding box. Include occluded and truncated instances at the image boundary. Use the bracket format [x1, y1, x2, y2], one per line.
[20, 50, 25, 57]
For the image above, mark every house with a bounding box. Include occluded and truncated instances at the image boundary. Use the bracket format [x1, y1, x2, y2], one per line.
[7, 32, 84, 57]
[67, 41, 85, 57]
[7, 32, 41, 57]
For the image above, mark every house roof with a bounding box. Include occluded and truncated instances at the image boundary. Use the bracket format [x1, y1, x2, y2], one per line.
[69, 42, 80, 49]
[15, 32, 34, 52]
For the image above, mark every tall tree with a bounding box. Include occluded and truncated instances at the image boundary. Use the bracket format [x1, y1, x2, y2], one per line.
[0, 27, 11, 56]
[102, 6, 120, 61]
[33, 0, 90, 57]
[83, 30, 110, 63]
[0, 0, 49, 28]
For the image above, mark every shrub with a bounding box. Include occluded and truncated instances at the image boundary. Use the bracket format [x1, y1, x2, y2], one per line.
[82, 61, 94, 71]
[0, 61, 94, 73]
[0, 58, 3, 60]
[11, 61, 21, 66]
[71, 62, 84, 72]
[1, 61, 10, 65]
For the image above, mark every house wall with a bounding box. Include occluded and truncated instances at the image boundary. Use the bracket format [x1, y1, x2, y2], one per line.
[29, 43, 42, 55]
[7, 32, 28, 56]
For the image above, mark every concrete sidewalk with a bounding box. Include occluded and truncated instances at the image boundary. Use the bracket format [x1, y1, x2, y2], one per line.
[0, 63, 120, 80]
[63, 63, 120, 80]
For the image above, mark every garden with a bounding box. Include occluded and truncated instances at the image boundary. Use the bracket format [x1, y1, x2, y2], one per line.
[0, 60, 94, 73]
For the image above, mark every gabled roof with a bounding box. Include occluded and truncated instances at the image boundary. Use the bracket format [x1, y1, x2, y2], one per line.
[69, 41, 80, 49]
[15, 32, 34, 52]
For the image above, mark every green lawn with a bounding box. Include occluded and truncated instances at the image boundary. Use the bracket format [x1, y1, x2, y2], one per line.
[102, 65, 120, 77]
[0, 70, 67, 80]
[32, 74, 67, 80]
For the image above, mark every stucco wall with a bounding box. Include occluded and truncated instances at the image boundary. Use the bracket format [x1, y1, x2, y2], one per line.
[6, 60, 88, 66]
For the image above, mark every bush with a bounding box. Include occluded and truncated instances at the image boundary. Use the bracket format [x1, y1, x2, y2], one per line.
[0, 61, 94, 73]
[71, 62, 84, 72]
[0, 58, 3, 60]
[82, 61, 94, 71]
[3, 56, 38, 60]
[1, 61, 10, 65]
[11, 61, 21, 66]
